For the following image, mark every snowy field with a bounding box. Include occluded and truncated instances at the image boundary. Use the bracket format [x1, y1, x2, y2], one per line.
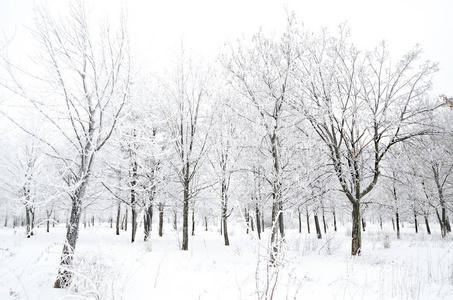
[1, 223, 452, 300]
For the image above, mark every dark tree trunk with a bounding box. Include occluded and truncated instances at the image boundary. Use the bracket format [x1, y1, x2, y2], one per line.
[306, 206, 310, 234]
[278, 201, 284, 239]
[46, 209, 52, 233]
[298, 208, 302, 234]
[173, 210, 177, 230]
[351, 202, 361, 256]
[158, 203, 164, 237]
[131, 159, 138, 243]
[314, 214, 322, 239]
[131, 208, 137, 243]
[144, 203, 153, 241]
[91, 215, 94, 227]
[333, 209, 337, 232]
[424, 215, 431, 235]
[435, 208, 447, 238]
[54, 195, 84, 288]
[446, 216, 451, 233]
[26, 207, 31, 238]
[392, 218, 395, 231]
[182, 180, 189, 250]
[414, 212, 418, 234]
[191, 209, 195, 236]
[396, 212, 400, 239]
[255, 203, 261, 240]
[222, 180, 229, 245]
[245, 208, 250, 234]
[116, 201, 121, 235]
[322, 213, 327, 234]
[222, 203, 229, 246]
[223, 211, 229, 246]
[380, 216, 383, 230]
[205, 217, 208, 231]
[361, 217, 366, 232]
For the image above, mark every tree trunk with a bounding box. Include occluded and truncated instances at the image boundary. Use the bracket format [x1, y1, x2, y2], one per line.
[424, 215, 431, 235]
[204, 217, 208, 231]
[446, 216, 451, 233]
[435, 208, 447, 238]
[124, 207, 128, 231]
[54, 195, 83, 288]
[351, 202, 361, 256]
[414, 212, 418, 234]
[182, 180, 189, 250]
[392, 218, 395, 231]
[144, 203, 153, 241]
[223, 210, 229, 246]
[396, 212, 400, 239]
[298, 208, 302, 234]
[46, 209, 52, 233]
[158, 203, 164, 237]
[245, 208, 250, 234]
[380, 216, 383, 230]
[322, 212, 327, 234]
[255, 203, 261, 239]
[278, 201, 284, 239]
[361, 217, 366, 232]
[131, 208, 137, 243]
[269, 201, 279, 265]
[116, 200, 121, 236]
[333, 209, 337, 232]
[173, 210, 177, 230]
[314, 214, 322, 239]
[222, 202, 229, 246]
[306, 206, 310, 234]
[191, 209, 195, 236]
[26, 207, 31, 238]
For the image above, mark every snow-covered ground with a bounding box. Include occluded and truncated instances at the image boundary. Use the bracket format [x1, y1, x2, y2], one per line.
[1, 222, 452, 299]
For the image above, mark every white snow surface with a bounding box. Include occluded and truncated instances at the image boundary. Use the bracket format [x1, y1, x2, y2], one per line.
[1, 223, 452, 299]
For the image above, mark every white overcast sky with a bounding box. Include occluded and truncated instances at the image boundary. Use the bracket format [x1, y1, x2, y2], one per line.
[1, 0, 452, 96]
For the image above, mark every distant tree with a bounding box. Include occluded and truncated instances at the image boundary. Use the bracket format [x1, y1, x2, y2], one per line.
[223, 20, 300, 264]
[161, 48, 212, 251]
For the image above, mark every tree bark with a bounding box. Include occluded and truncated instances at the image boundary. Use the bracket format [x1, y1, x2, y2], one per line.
[351, 202, 361, 256]
[424, 215, 431, 235]
[116, 200, 121, 235]
[414, 212, 418, 234]
[144, 202, 153, 241]
[26, 207, 31, 238]
[158, 203, 164, 237]
[54, 195, 84, 288]
[191, 209, 195, 236]
[298, 208, 302, 234]
[306, 206, 310, 234]
[255, 203, 261, 239]
[182, 180, 189, 250]
[333, 209, 337, 232]
[314, 215, 322, 239]
[396, 212, 400, 239]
